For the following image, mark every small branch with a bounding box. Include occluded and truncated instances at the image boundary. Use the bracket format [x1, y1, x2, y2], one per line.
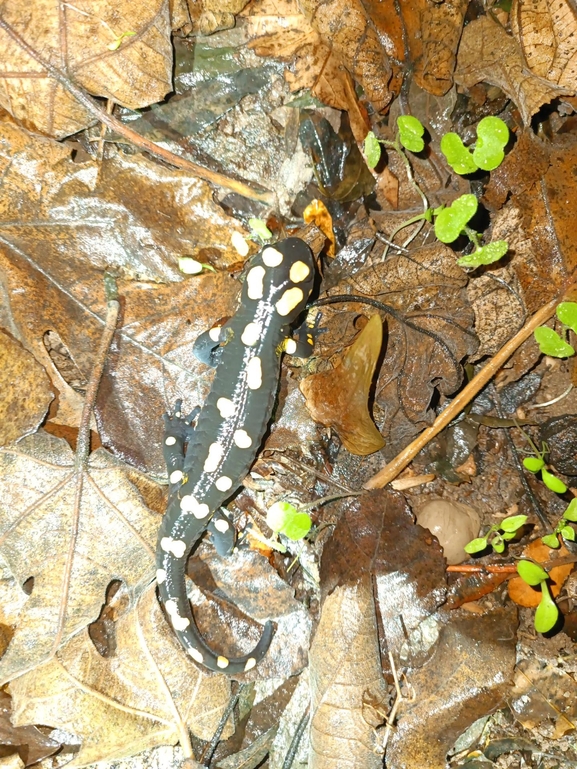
[364, 296, 559, 489]
[0, 16, 274, 205]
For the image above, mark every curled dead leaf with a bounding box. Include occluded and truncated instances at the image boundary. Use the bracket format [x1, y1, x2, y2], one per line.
[300, 314, 385, 455]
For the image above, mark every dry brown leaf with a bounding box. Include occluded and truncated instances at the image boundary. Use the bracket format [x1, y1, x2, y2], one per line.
[0, 330, 54, 447]
[508, 539, 573, 608]
[413, 0, 469, 96]
[0, 121, 245, 473]
[0, 431, 158, 684]
[509, 657, 577, 738]
[300, 314, 385, 456]
[0, 0, 172, 139]
[244, 0, 391, 141]
[511, 0, 577, 89]
[185, 0, 251, 35]
[455, 15, 573, 125]
[8, 586, 232, 766]
[309, 581, 389, 769]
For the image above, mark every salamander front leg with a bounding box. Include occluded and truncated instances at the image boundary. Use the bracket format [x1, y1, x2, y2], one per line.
[162, 399, 199, 482]
[207, 509, 235, 556]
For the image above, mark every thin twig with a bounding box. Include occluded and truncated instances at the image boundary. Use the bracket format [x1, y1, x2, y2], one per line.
[0, 16, 274, 205]
[364, 296, 560, 489]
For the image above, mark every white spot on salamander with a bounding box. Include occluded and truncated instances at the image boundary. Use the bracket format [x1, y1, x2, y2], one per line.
[209, 326, 222, 342]
[165, 436, 177, 446]
[188, 647, 204, 663]
[284, 338, 297, 354]
[262, 247, 283, 267]
[247, 266, 266, 300]
[169, 470, 183, 485]
[160, 537, 187, 558]
[241, 321, 261, 347]
[180, 495, 210, 518]
[246, 356, 262, 390]
[215, 476, 233, 492]
[156, 569, 167, 584]
[204, 442, 224, 473]
[214, 518, 230, 533]
[217, 397, 235, 419]
[233, 429, 252, 448]
[244, 657, 257, 671]
[275, 287, 304, 317]
[217, 655, 230, 669]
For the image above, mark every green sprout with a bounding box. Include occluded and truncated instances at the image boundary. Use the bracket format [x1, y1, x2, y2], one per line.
[441, 116, 509, 174]
[267, 501, 312, 541]
[534, 301, 577, 358]
[464, 514, 527, 555]
[178, 257, 216, 275]
[517, 560, 559, 633]
[107, 31, 136, 51]
[248, 218, 273, 242]
[522, 439, 568, 494]
[397, 115, 425, 153]
[541, 498, 577, 549]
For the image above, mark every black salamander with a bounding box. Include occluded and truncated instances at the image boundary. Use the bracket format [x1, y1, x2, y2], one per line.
[156, 237, 316, 674]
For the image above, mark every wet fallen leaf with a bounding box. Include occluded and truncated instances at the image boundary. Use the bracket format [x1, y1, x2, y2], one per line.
[309, 581, 389, 769]
[8, 586, 232, 766]
[0, 1, 172, 138]
[301, 314, 385, 456]
[455, 15, 572, 125]
[316, 243, 477, 459]
[0, 431, 158, 684]
[413, 0, 469, 96]
[510, 657, 577, 738]
[0, 331, 54, 447]
[508, 539, 574, 608]
[0, 690, 61, 766]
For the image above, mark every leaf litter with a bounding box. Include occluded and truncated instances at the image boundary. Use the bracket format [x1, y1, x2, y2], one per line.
[1, 1, 577, 768]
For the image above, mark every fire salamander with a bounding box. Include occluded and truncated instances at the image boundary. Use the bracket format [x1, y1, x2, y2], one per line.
[156, 237, 316, 674]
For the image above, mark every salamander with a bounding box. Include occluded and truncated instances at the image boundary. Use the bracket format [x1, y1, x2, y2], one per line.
[156, 237, 316, 674]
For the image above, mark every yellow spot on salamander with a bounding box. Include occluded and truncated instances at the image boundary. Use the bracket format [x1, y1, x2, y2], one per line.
[244, 657, 257, 671]
[262, 246, 283, 267]
[289, 260, 311, 283]
[217, 656, 230, 669]
[275, 287, 304, 317]
[241, 322, 261, 347]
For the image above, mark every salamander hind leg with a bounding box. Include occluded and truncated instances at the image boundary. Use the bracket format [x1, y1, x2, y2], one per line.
[162, 399, 199, 481]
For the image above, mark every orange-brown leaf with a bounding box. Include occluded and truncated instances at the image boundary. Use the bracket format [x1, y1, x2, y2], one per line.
[508, 539, 574, 608]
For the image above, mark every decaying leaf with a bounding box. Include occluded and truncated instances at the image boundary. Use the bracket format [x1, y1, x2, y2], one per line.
[244, 0, 391, 141]
[386, 606, 517, 769]
[185, 0, 251, 35]
[0, 330, 54, 447]
[455, 15, 573, 125]
[300, 314, 385, 456]
[511, 0, 577, 90]
[413, 0, 469, 96]
[309, 581, 389, 769]
[0, 1, 172, 139]
[0, 690, 61, 765]
[510, 657, 577, 738]
[0, 121, 246, 473]
[316, 244, 477, 459]
[8, 586, 232, 766]
[508, 539, 574, 608]
[0, 431, 158, 685]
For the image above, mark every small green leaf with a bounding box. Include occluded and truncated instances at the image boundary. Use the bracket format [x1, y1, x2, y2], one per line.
[523, 456, 545, 473]
[457, 240, 508, 268]
[517, 559, 548, 586]
[563, 499, 577, 522]
[440, 133, 478, 175]
[248, 218, 272, 240]
[464, 537, 489, 554]
[541, 533, 560, 548]
[282, 512, 312, 541]
[473, 117, 509, 171]
[534, 581, 559, 633]
[556, 301, 577, 333]
[561, 525, 575, 541]
[364, 131, 382, 169]
[542, 469, 568, 494]
[267, 501, 295, 532]
[434, 194, 478, 243]
[397, 116, 425, 153]
[492, 538, 505, 553]
[533, 326, 575, 358]
[502, 531, 517, 541]
[500, 514, 528, 533]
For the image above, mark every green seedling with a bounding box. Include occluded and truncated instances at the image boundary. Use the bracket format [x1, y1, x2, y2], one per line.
[517, 559, 559, 633]
[267, 500, 312, 541]
[541, 498, 577, 549]
[534, 301, 577, 358]
[178, 257, 217, 275]
[248, 218, 273, 241]
[107, 31, 136, 51]
[364, 116, 509, 268]
[465, 514, 527, 555]
[522, 439, 568, 494]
